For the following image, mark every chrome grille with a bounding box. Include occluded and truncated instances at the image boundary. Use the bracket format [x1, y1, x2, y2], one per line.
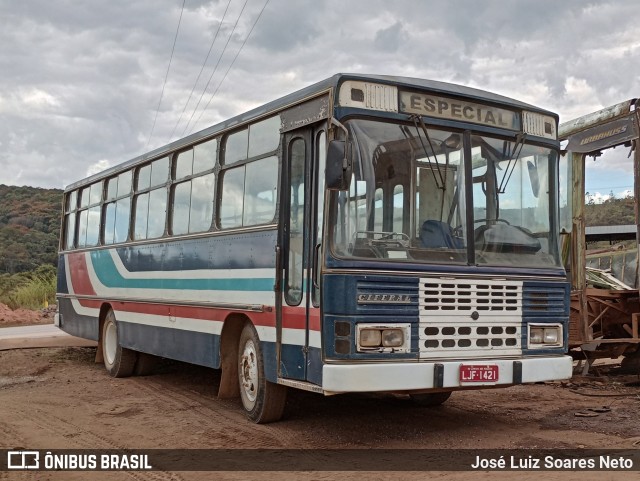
[419, 322, 522, 359]
[420, 278, 522, 315]
[419, 277, 523, 358]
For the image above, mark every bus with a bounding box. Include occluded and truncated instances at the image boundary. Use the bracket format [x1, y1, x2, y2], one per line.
[56, 73, 573, 423]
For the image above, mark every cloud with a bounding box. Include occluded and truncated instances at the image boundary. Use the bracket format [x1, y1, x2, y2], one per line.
[374, 22, 408, 52]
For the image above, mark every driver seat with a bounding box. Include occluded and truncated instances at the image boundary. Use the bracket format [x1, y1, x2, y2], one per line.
[420, 220, 464, 249]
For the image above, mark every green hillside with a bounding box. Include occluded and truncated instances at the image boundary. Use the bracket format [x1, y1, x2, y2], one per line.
[0, 185, 62, 274]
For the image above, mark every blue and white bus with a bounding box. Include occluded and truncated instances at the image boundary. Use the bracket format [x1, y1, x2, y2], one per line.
[56, 74, 572, 423]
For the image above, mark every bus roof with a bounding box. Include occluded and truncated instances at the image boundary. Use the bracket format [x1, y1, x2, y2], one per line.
[65, 73, 555, 191]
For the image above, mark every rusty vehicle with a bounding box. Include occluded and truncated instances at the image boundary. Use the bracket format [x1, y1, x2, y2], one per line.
[559, 100, 640, 372]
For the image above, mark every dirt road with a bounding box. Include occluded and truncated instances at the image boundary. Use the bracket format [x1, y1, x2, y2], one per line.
[0, 344, 639, 481]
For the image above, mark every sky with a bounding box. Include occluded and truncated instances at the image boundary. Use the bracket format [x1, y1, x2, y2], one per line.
[0, 0, 639, 199]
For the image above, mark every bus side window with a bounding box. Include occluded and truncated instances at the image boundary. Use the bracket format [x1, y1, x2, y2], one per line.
[243, 156, 277, 226]
[219, 117, 280, 229]
[63, 190, 77, 250]
[134, 159, 168, 240]
[77, 182, 102, 247]
[104, 172, 132, 244]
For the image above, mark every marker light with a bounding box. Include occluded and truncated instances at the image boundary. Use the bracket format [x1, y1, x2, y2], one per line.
[338, 81, 398, 112]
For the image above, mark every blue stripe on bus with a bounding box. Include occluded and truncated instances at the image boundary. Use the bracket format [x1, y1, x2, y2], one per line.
[89, 250, 274, 291]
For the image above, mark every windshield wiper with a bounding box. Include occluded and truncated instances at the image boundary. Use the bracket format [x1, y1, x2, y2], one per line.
[409, 114, 446, 191]
[497, 133, 527, 193]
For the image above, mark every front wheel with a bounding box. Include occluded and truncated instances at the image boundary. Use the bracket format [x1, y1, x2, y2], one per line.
[238, 323, 287, 423]
[102, 309, 137, 378]
[410, 391, 452, 406]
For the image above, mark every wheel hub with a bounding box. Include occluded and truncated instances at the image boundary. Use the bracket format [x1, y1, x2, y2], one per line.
[104, 321, 117, 366]
[240, 340, 258, 404]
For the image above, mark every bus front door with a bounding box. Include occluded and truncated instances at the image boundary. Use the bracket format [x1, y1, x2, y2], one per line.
[279, 126, 325, 384]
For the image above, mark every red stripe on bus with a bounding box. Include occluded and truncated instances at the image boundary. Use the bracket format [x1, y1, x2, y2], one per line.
[76, 299, 276, 327]
[77, 298, 102, 308]
[75, 298, 321, 331]
[282, 306, 321, 331]
[68, 253, 97, 296]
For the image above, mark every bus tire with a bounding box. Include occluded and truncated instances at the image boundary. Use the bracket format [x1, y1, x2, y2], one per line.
[238, 323, 287, 423]
[102, 309, 137, 378]
[134, 352, 159, 376]
[409, 391, 452, 406]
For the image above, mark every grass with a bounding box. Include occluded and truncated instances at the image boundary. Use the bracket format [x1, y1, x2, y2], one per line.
[2, 273, 56, 310]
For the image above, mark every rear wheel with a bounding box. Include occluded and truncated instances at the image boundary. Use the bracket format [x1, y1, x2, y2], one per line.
[238, 323, 287, 423]
[102, 309, 137, 378]
[410, 391, 452, 406]
[134, 352, 159, 376]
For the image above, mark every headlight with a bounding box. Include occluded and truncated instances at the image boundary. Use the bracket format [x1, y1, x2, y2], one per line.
[530, 328, 543, 344]
[356, 323, 410, 353]
[360, 328, 382, 347]
[543, 328, 559, 344]
[382, 329, 404, 347]
[528, 324, 562, 348]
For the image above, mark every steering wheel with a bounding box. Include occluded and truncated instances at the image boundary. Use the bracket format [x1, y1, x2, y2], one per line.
[473, 218, 511, 225]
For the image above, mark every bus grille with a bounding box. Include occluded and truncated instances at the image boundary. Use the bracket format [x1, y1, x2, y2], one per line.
[418, 322, 522, 358]
[420, 278, 522, 314]
[418, 277, 523, 358]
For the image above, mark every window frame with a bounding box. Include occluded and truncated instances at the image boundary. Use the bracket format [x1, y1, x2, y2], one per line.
[169, 137, 218, 236]
[103, 170, 133, 245]
[63, 190, 78, 250]
[217, 115, 282, 230]
[76, 181, 104, 248]
[133, 158, 169, 241]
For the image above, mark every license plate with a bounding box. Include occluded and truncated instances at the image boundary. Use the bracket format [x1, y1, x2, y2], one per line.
[459, 364, 498, 383]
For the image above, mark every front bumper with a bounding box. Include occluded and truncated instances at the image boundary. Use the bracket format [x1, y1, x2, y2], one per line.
[322, 355, 572, 393]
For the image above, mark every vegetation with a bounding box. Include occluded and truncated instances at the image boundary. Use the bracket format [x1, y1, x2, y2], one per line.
[584, 193, 635, 226]
[0, 184, 62, 274]
[0, 264, 57, 310]
[0, 185, 62, 309]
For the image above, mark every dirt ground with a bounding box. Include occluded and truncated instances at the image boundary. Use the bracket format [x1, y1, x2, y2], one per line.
[0, 341, 639, 481]
[0, 303, 54, 327]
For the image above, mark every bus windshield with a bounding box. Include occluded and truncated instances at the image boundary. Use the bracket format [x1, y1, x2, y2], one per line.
[330, 118, 561, 269]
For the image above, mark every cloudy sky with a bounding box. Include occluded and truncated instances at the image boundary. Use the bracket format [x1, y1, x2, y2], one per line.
[0, 0, 638, 198]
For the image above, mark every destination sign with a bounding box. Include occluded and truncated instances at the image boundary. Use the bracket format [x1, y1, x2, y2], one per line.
[399, 91, 520, 130]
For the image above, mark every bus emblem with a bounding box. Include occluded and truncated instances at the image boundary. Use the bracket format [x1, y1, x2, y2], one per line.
[357, 294, 412, 304]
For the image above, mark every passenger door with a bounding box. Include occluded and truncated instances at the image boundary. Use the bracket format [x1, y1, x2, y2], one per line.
[278, 125, 325, 383]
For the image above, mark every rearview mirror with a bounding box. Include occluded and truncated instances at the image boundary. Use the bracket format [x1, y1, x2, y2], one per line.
[326, 140, 353, 191]
[527, 160, 540, 198]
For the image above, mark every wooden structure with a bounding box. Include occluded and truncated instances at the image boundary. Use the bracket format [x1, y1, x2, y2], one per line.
[559, 99, 640, 366]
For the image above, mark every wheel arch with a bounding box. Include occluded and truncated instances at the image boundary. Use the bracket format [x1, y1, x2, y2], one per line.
[216, 312, 250, 398]
[94, 302, 114, 364]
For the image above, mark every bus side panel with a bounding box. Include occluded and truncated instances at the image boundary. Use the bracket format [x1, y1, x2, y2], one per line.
[307, 347, 323, 385]
[306, 309, 323, 385]
[262, 342, 278, 382]
[57, 297, 100, 341]
[119, 321, 220, 368]
[57, 230, 280, 375]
